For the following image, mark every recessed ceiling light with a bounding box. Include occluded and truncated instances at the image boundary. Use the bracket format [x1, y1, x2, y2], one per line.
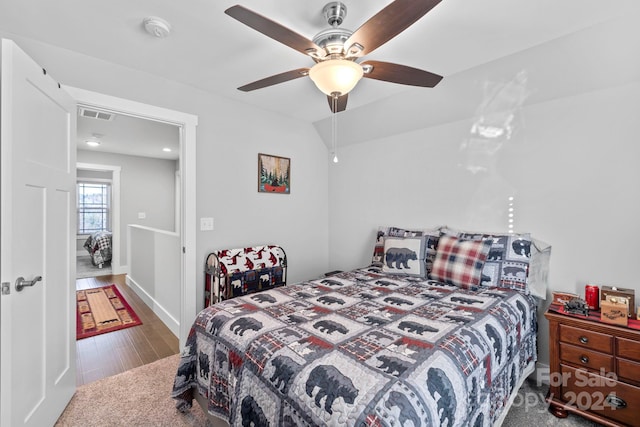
[85, 133, 102, 147]
[162, 148, 172, 152]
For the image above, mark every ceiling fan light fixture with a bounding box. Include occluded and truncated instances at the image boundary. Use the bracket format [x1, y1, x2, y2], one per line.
[345, 43, 364, 57]
[309, 59, 363, 97]
[323, 2, 347, 27]
[226, 1, 444, 112]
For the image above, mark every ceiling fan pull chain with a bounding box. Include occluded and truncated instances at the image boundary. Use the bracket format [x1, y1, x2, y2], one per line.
[332, 95, 339, 163]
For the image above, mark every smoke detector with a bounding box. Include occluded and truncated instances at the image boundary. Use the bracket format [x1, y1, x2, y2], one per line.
[143, 16, 172, 38]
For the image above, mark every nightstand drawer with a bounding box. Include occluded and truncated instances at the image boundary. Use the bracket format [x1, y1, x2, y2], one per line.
[618, 358, 640, 385]
[559, 324, 613, 353]
[617, 337, 640, 363]
[562, 365, 640, 426]
[560, 343, 613, 372]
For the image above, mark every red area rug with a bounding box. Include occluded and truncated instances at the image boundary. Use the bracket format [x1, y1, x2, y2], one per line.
[76, 285, 142, 340]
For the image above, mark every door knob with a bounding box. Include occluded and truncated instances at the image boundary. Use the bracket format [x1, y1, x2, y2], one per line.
[15, 276, 42, 292]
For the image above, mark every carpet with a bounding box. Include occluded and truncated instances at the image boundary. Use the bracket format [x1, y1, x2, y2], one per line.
[55, 354, 212, 427]
[77, 285, 142, 340]
[77, 255, 112, 279]
[54, 354, 596, 427]
[502, 377, 602, 426]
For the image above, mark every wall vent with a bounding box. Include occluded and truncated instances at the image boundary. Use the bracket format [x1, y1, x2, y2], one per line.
[79, 107, 116, 121]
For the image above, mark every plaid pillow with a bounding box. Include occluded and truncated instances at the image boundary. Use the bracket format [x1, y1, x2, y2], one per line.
[431, 235, 492, 290]
[442, 228, 532, 294]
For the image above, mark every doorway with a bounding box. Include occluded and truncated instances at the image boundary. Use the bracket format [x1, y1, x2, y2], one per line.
[75, 164, 120, 279]
[75, 109, 179, 280]
[65, 85, 198, 350]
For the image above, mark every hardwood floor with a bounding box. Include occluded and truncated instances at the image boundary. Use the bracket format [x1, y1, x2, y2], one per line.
[75, 274, 180, 386]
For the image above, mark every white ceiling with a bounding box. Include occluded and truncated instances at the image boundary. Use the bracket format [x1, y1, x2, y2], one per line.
[1, 0, 639, 154]
[77, 111, 180, 160]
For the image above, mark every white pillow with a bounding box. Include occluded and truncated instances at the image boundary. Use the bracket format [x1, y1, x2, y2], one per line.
[381, 236, 427, 277]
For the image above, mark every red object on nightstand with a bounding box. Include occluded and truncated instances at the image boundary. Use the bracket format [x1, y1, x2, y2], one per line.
[585, 284, 600, 310]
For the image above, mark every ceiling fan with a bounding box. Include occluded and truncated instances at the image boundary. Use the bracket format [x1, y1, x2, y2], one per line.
[225, 0, 444, 113]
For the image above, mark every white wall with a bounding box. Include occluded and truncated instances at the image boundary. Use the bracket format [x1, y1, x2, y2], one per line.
[77, 150, 177, 266]
[0, 33, 331, 313]
[328, 82, 640, 364]
[127, 225, 180, 336]
[321, 13, 640, 366]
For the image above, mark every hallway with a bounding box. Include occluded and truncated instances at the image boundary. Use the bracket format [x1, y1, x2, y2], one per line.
[75, 274, 179, 385]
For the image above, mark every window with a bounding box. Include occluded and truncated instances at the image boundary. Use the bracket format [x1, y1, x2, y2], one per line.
[77, 181, 111, 234]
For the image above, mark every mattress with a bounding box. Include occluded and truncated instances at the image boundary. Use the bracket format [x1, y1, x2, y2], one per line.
[172, 267, 537, 426]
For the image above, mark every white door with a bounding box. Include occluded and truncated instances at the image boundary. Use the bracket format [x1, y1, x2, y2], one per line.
[0, 39, 76, 427]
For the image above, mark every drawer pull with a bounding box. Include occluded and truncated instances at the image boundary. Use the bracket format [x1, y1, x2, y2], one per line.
[579, 336, 589, 344]
[606, 394, 627, 409]
[579, 355, 589, 364]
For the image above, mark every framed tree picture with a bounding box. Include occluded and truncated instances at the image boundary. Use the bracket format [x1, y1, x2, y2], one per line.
[258, 153, 290, 194]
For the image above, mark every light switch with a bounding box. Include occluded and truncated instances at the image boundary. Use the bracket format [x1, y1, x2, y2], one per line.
[200, 217, 214, 231]
[138, 212, 146, 219]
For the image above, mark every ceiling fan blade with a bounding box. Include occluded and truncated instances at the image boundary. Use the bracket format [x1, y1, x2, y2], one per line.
[361, 61, 443, 87]
[327, 94, 348, 113]
[238, 68, 310, 92]
[344, 0, 442, 58]
[225, 5, 324, 58]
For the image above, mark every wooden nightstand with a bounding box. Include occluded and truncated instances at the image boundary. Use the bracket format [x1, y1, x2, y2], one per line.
[546, 309, 640, 426]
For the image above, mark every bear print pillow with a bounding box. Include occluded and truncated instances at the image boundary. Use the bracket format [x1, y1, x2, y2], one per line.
[382, 236, 427, 278]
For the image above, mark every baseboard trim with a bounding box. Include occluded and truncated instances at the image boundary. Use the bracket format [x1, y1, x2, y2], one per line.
[113, 264, 128, 275]
[125, 275, 179, 337]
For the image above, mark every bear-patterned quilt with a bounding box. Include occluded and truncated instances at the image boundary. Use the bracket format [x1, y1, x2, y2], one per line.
[172, 267, 537, 426]
[83, 230, 112, 267]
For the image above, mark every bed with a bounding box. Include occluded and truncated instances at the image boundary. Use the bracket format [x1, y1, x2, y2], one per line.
[83, 230, 112, 268]
[172, 227, 550, 426]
